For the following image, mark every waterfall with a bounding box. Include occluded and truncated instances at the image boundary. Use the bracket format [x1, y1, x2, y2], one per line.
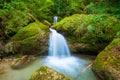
[48, 28, 71, 57]
[53, 16, 58, 23]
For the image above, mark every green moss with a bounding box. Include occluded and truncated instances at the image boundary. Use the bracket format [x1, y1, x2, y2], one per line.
[52, 14, 120, 54]
[53, 14, 120, 44]
[29, 66, 72, 80]
[93, 38, 120, 79]
[5, 22, 49, 55]
[41, 20, 51, 26]
[36, 21, 49, 31]
[11, 22, 44, 41]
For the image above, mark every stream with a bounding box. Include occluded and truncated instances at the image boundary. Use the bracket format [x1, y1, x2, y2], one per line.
[0, 55, 99, 80]
[0, 28, 99, 80]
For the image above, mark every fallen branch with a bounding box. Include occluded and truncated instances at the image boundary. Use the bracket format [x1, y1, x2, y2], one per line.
[81, 62, 94, 73]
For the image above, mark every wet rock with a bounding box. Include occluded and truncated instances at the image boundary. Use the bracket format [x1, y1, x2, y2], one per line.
[93, 38, 120, 80]
[29, 66, 71, 80]
[69, 43, 107, 55]
[5, 22, 49, 55]
[11, 55, 34, 69]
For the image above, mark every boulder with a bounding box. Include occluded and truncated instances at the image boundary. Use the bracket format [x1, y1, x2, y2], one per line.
[5, 22, 49, 55]
[69, 43, 108, 54]
[93, 38, 120, 80]
[53, 14, 120, 54]
[29, 66, 71, 80]
[11, 55, 35, 69]
[11, 55, 29, 68]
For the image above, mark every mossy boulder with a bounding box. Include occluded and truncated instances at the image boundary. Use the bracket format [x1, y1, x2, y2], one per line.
[53, 14, 120, 54]
[29, 66, 71, 80]
[5, 22, 49, 55]
[93, 38, 120, 80]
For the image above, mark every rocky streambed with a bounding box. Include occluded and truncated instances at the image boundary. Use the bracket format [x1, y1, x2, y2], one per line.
[0, 54, 99, 80]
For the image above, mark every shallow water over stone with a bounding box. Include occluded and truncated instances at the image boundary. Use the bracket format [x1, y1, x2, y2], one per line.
[0, 55, 99, 80]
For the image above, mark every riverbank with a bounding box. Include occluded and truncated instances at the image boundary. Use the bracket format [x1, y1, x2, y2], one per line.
[0, 58, 13, 78]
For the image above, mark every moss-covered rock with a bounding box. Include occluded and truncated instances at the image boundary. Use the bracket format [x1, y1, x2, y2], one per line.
[53, 14, 120, 54]
[5, 22, 49, 55]
[93, 38, 120, 80]
[42, 20, 51, 26]
[29, 66, 71, 80]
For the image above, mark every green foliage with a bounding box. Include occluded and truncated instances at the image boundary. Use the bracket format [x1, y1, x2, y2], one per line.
[22, 0, 53, 21]
[51, 0, 120, 19]
[0, 0, 53, 41]
[86, 0, 120, 19]
[53, 14, 120, 44]
[0, 1, 29, 41]
[0, 0, 120, 42]
[116, 31, 120, 37]
[51, 0, 88, 17]
[1, 0, 120, 56]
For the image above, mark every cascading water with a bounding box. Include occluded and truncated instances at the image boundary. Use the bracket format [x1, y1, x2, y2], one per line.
[48, 28, 71, 57]
[53, 16, 58, 23]
[0, 28, 99, 80]
[46, 28, 98, 80]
